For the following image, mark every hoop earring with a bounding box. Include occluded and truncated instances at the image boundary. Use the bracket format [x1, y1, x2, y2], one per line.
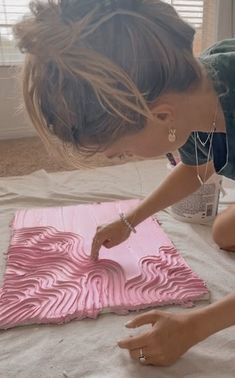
[168, 129, 176, 143]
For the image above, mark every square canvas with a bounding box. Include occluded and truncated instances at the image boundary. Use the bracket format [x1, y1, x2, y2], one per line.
[0, 199, 208, 329]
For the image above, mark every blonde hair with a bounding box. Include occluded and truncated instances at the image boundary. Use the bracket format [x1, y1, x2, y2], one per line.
[14, 0, 201, 164]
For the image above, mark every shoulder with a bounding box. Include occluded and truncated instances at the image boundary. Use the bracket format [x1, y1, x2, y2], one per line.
[200, 39, 235, 111]
[200, 39, 235, 57]
[200, 39, 235, 83]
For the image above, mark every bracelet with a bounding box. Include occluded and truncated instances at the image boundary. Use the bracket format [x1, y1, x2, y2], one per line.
[119, 212, 137, 234]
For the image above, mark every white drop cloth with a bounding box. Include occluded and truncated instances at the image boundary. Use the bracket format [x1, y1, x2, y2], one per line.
[0, 159, 235, 378]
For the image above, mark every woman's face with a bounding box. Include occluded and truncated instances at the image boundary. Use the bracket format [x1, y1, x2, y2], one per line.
[104, 76, 218, 160]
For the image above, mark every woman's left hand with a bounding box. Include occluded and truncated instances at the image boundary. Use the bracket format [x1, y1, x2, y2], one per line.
[118, 309, 202, 366]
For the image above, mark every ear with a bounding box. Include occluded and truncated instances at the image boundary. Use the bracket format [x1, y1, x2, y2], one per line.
[150, 104, 175, 125]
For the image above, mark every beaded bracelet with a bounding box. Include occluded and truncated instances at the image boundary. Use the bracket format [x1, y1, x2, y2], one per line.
[119, 212, 137, 234]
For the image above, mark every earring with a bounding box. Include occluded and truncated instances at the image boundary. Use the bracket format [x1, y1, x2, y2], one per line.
[168, 129, 176, 143]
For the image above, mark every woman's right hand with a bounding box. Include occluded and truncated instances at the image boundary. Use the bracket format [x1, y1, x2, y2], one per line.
[90, 219, 132, 260]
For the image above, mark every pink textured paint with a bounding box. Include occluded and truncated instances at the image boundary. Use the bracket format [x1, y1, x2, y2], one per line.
[0, 199, 208, 329]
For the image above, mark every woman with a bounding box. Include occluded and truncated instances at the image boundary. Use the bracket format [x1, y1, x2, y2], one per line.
[15, 0, 235, 366]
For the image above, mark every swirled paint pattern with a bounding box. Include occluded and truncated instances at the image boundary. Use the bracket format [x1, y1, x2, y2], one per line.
[0, 200, 208, 329]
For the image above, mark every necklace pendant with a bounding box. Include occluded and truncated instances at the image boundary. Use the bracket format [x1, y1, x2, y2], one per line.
[197, 174, 204, 186]
[197, 132, 210, 147]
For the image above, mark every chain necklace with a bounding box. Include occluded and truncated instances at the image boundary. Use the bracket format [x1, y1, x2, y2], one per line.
[194, 99, 219, 186]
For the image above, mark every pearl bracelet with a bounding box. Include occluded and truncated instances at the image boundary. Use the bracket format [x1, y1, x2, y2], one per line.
[119, 212, 137, 234]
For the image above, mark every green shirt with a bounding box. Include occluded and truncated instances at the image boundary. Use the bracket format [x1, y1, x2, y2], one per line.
[179, 39, 235, 180]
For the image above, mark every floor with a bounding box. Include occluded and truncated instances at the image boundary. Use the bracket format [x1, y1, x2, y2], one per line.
[0, 137, 67, 177]
[0, 137, 137, 177]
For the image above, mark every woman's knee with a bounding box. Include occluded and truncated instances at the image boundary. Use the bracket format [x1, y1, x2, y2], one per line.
[212, 206, 235, 251]
[212, 214, 225, 248]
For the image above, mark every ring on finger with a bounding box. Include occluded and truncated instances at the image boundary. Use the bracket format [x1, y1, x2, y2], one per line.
[139, 348, 147, 363]
[130, 348, 147, 362]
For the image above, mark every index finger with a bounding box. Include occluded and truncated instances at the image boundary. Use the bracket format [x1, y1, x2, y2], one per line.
[118, 332, 149, 351]
[90, 236, 103, 260]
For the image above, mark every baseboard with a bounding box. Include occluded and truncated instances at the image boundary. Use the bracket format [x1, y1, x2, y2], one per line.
[0, 125, 36, 140]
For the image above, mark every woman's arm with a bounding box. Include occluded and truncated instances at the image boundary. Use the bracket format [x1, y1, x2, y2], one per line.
[192, 292, 235, 342]
[91, 160, 215, 259]
[118, 293, 235, 366]
[127, 160, 215, 227]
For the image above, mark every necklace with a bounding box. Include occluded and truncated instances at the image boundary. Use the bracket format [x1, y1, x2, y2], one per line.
[196, 121, 216, 147]
[194, 99, 219, 186]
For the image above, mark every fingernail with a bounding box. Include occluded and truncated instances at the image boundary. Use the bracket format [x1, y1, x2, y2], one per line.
[125, 321, 131, 327]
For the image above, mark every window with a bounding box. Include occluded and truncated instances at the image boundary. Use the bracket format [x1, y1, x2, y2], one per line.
[0, 0, 29, 64]
[165, 0, 204, 55]
[165, 0, 203, 28]
[0, 0, 216, 65]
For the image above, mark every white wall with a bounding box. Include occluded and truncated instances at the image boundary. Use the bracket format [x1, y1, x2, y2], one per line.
[0, 67, 36, 140]
[217, 0, 235, 40]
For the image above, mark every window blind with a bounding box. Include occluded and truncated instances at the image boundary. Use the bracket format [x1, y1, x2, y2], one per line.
[0, 0, 212, 65]
[165, 0, 204, 28]
[0, 0, 29, 64]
